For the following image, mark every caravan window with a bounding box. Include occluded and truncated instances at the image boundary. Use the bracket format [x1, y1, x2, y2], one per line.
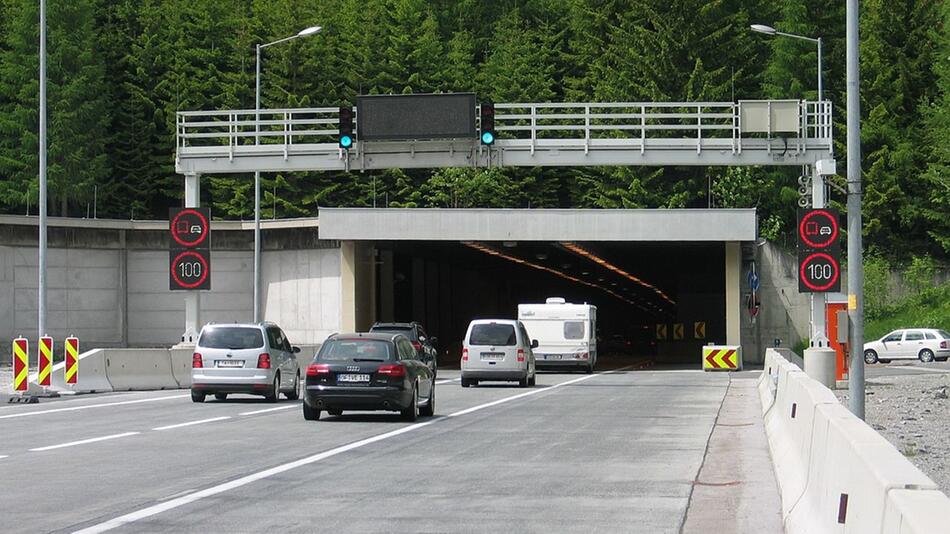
[564, 321, 585, 340]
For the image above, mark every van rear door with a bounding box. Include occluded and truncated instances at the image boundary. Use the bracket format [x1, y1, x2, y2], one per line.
[465, 322, 521, 371]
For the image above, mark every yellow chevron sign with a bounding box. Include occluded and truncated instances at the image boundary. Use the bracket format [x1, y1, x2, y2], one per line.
[702, 345, 742, 371]
[656, 323, 668, 340]
[672, 323, 684, 340]
[694, 321, 706, 340]
[13, 337, 28, 392]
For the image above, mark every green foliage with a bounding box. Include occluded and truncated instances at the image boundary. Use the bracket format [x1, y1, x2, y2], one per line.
[863, 254, 895, 321]
[0, 0, 946, 263]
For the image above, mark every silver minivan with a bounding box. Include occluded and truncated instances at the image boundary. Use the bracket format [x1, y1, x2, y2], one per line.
[191, 322, 301, 402]
[461, 319, 537, 388]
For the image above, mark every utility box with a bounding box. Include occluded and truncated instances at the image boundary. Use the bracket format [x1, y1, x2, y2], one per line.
[826, 296, 849, 387]
[739, 100, 801, 134]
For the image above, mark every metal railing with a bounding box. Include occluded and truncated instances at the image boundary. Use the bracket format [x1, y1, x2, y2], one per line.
[175, 100, 833, 168]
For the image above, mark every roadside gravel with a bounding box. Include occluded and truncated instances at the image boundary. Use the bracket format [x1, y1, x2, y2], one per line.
[835, 372, 950, 495]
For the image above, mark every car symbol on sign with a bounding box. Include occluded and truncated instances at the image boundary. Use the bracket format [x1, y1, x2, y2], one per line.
[819, 226, 832, 236]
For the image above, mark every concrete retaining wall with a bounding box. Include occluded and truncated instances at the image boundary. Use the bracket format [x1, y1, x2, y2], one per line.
[0, 219, 342, 353]
[759, 348, 950, 533]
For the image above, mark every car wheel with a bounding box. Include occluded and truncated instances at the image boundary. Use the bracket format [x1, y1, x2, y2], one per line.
[461, 377, 471, 388]
[519, 376, 529, 388]
[327, 408, 343, 416]
[303, 402, 320, 421]
[919, 349, 935, 363]
[214, 393, 228, 401]
[528, 374, 536, 387]
[421, 383, 435, 417]
[191, 390, 205, 403]
[864, 349, 878, 364]
[401, 384, 419, 422]
[265, 373, 280, 403]
[285, 372, 300, 400]
[586, 365, 594, 374]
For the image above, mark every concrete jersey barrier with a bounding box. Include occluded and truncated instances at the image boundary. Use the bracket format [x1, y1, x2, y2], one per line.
[104, 349, 179, 390]
[28, 348, 113, 394]
[761, 348, 950, 533]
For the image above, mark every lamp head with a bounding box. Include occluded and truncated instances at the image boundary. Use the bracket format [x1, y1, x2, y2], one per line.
[298, 25, 322, 37]
[750, 24, 777, 35]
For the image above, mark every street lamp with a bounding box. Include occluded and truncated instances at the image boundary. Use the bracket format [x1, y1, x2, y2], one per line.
[751, 24, 823, 102]
[254, 25, 322, 323]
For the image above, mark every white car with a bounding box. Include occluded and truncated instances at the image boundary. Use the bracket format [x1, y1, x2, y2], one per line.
[863, 328, 950, 364]
[461, 319, 537, 388]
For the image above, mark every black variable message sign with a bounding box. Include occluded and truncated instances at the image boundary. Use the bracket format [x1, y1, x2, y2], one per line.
[169, 207, 211, 291]
[797, 208, 841, 293]
[356, 93, 476, 141]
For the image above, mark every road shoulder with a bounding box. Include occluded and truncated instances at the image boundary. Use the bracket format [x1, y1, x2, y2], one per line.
[681, 371, 784, 534]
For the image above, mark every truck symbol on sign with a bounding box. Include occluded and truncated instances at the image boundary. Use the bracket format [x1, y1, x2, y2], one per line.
[805, 221, 819, 236]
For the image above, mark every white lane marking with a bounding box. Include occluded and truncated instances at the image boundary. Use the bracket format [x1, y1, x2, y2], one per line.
[29, 432, 140, 452]
[0, 394, 189, 420]
[435, 377, 460, 385]
[72, 367, 629, 534]
[0, 455, 8, 460]
[152, 416, 231, 431]
[239, 405, 298, 416]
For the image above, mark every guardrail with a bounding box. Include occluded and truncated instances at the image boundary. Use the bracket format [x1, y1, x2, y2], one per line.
[759, 348, 950, 533]
[175, 100, 833, 173]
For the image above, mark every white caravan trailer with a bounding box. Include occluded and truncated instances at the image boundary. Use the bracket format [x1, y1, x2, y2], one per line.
[518, 297, 597, 373]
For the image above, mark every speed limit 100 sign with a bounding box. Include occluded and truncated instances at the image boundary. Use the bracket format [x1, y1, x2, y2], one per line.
[170, 249, 211, 290]
[798, 250, 841, 293]
[169, 207, 211, 291]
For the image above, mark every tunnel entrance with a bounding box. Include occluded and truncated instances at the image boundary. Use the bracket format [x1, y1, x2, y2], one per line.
[374, 240, 726, 365]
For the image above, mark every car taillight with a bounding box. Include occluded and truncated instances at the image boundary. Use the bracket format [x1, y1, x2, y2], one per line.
[517, 349, 525, 362]
[942, 341, 948, 349]
[580, 352, 589, 360]
[307, 363, 330, 376]
[257, 353, 271, 369]
[377, 364, 406, 377]
[462, 348, 469, 361]
[192, 353, 203, 368]
[411, 341, 422, 351]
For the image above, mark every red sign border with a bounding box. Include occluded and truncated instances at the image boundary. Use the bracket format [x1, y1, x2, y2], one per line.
[170, 208, 210, 248]
[799, 251, 841, 292]
[798, 209, 839, 249]
[170, 249, 210, 290]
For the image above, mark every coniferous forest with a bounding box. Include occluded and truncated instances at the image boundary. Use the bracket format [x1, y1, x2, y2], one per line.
[0, 0, 948, 261]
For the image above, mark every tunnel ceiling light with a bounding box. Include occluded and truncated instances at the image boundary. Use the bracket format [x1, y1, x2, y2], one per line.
[560, 242, 677, 306]
[462, 242, 655, 313]
[503, 241, 517, 248]
[536, 253, 548, 260]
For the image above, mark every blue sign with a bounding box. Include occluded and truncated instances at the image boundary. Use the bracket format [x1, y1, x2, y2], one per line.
[748, 268, 760, 292]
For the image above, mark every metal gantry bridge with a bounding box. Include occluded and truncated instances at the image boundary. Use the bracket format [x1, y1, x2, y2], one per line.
[175, 100, 833, 175]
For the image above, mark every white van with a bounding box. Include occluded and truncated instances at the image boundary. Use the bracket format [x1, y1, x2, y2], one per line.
[518, 298, 597, 373]
[461, 319, 537, 388]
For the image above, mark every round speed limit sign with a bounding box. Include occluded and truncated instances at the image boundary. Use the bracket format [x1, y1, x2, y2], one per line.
[170, 249, 211, 290]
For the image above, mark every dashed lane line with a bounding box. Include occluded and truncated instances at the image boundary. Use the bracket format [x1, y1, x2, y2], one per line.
[72, 367, 631, 534]
[29, 432, 141, 452]
[152, 416, 231, 431]
[0, 394, 190, 420]
[239, 405, 299, 416]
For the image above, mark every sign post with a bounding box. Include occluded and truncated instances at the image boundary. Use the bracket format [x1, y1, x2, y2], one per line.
[12, 338, 28, 393]
[65, 336, 79, 386]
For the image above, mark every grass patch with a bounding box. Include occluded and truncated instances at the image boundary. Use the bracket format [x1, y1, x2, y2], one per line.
[865, 281, 950, 340]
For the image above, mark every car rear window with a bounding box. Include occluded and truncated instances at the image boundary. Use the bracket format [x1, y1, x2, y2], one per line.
[317, 339, 393, 361]
[370, 326, 417, 340]
[198, 327, 264, 349]
[469, 324, 517, 346]
[938, 330, 950, 340]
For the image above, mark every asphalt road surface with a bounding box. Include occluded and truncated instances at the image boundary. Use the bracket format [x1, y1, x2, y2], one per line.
[0, 366, 780, 533]
[865, 360, 950, 378]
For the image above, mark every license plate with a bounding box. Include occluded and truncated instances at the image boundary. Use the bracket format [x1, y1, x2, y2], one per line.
[546, 354, 562, 360]
[481, 352, 504, 360]
[338, 373, 370, 383]
[215, 360, 244, 368]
